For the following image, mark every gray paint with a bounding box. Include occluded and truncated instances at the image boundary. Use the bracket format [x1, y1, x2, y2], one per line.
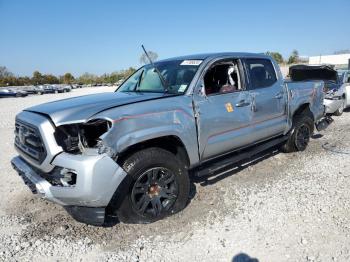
[11, 52, 326, 209]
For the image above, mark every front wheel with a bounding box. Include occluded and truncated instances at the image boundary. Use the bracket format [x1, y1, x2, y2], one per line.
[112, 148, 190, 224]
[281, 115, 314, 153]
[333, 98, 345, 116]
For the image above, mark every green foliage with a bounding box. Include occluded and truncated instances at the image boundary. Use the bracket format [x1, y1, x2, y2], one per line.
[63, 73, 75, 84]
[287, 50, 300, 64]
[266, 51, 284, 64]
[0, 66, 13, 78]
[76, 67, 136, 85]
[0, 66, 137, 87]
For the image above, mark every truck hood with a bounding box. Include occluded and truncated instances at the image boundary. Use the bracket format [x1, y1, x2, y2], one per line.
[25, 92, 166, 126]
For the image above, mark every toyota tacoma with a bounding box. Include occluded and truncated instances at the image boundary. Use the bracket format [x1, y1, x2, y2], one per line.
[11, 53, 331, 225]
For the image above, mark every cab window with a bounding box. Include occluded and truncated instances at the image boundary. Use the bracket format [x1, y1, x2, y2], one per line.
[245, 59, 277, 89]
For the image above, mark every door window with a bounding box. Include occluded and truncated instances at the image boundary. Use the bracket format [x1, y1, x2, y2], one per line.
[204, 60, 243, 95]
[245, 59, 277, 89]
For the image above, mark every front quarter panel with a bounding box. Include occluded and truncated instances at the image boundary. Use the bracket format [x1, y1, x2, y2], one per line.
[93, 95, 199, 166]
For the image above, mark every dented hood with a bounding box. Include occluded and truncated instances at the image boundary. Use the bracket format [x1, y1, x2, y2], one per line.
[25, 92, 165, 126]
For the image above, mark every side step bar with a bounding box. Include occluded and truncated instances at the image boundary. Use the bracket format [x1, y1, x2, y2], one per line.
[194, 136, 288, 177]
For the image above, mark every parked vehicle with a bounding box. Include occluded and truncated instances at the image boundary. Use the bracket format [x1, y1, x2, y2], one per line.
[289, 65, 346, 116]
[11, 53, 330, 226]
[55, 85, 71, 93]
[19, 86, 37, 95]
[0, 88, 28, 98]
[71, 83, 83, 89]
[337, 69, 350, 109]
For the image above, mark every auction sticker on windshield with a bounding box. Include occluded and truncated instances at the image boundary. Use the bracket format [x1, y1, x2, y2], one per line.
[180, 60, 203, 66]
[178, 84, 188, 92]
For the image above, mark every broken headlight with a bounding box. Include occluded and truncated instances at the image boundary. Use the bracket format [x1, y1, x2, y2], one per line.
[54, 119, 112, 153]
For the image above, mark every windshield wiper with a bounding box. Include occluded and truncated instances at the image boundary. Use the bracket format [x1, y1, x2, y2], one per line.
[141, 45, 169, 93]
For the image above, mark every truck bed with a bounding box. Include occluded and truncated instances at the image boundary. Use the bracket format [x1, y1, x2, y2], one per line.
[285, 80, 325, 122]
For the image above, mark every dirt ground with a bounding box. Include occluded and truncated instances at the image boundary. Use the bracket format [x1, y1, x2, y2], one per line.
[0, 86, 350, 261]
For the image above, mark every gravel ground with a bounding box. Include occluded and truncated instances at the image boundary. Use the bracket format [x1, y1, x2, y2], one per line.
[0, 86, 350, 261]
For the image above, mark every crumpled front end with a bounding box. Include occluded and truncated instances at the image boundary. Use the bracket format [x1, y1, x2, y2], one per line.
[11, 111, 126, 225]
[324, 90, 343, 114]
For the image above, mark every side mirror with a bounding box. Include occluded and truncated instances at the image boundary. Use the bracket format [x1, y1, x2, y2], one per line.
[197, 82, 206, 97]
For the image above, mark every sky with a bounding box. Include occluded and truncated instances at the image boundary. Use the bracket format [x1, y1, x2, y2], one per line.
[1, 0, 349, 77]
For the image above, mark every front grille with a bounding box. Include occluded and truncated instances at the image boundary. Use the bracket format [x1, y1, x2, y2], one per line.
[14, 120, 46, 164]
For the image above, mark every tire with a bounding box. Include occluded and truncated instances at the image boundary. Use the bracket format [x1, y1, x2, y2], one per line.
[112, 147, 190, 224]
[333, 98, 345, 116]
[281, 114, 314, 153]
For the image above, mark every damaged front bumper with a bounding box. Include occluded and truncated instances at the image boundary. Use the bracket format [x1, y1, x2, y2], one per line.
[11, 152, 126, 225]
[315, 115, 333, 131]
[324, 97, 343, 114]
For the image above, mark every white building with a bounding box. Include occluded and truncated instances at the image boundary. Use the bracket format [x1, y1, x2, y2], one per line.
[309, 54, 350, 69]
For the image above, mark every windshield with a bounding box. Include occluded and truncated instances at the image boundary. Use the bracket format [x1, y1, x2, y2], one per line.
[337, 72, 345, 80]
[117, 59, 202, 94]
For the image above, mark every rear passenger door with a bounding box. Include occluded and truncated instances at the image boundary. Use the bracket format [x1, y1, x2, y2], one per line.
[244, 58, 288, 140]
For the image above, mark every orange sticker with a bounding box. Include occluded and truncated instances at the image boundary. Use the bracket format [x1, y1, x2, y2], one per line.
[225, 103, 233, 112]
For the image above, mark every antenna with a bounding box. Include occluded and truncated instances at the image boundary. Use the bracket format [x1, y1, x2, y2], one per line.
[141, 45, 168, 92]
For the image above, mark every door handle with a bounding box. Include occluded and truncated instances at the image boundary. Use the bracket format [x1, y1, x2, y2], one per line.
[275, 92, 283, 99]
[235, 100, 250, 107]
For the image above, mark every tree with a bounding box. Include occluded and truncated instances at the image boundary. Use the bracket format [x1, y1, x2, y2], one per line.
[266, 51, 284, 64]
[32, 71, 44, 85]
[0, 66, 13, 78]
[287, 50, 299, 64]
[78, 72, 98, 84]
[62, 73, 75, 84]
[44, 74, 59, 84]
[139, 51, 158, 64]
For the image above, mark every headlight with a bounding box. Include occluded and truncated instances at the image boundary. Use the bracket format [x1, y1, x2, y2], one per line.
[54, 119, 112, 153]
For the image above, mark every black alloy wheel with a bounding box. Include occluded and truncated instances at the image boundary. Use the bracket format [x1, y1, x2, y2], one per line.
[295, 124, 310, 151]
[131, 167, 178, 217]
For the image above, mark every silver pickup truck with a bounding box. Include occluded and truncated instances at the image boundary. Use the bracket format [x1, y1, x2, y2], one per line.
[11, 53, 331, 226]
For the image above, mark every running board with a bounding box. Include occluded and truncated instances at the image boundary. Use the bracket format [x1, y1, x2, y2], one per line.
[194, 136, 288, 177]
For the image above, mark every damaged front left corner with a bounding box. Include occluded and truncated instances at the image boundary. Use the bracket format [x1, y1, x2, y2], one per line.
[54, 118, 114, 156]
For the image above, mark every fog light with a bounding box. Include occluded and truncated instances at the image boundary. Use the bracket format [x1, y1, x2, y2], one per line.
[60, 168, 77, 186]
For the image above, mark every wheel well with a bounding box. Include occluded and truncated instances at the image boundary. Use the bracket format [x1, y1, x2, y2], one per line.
[293, 103, 314, 121]
[116, 136, 190, 169]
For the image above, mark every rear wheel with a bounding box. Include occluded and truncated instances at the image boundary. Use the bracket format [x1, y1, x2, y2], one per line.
[333, 98, 345, 116]
[112, 148, 190, 224]
[282, 114, 314, 153]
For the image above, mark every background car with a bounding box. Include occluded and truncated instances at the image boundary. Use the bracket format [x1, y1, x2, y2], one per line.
[55, 84, 71, 93]
[289, 65, 346, 116]
[337, 69, 350, 109]
[0, 88, 28, 98]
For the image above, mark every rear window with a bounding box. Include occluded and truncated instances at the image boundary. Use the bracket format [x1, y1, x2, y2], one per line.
[245, 59, 277, 89]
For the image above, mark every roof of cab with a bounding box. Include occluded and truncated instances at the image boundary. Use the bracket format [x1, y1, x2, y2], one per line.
[158, 52, 270, 62]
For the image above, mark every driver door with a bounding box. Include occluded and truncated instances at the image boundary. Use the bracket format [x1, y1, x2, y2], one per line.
[193, 58, 255, 161]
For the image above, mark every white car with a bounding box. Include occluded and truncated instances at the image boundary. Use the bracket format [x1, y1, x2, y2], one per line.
[337, 69, 350, 109]
[289, 65, 347, 116]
